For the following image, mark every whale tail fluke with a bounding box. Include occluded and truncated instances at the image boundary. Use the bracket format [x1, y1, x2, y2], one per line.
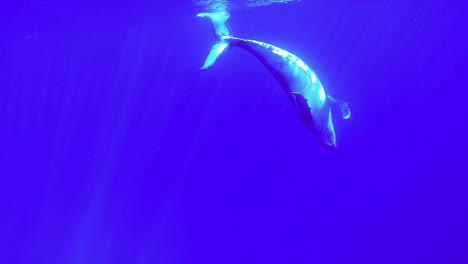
[327, 95, 351, 119]
[197, 12, 231, 38]
[197, 12, 232, 70]
[199, 40, 230, 70]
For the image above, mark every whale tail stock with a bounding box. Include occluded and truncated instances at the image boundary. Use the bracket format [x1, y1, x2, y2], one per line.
[327, 95, 351, 119]
[197, 12, 233, 70]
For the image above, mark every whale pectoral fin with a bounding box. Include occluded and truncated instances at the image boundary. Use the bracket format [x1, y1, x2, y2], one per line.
[290, 92, 317, 131]
[327, 95, 351, 119]
[290, 92, 309, 109]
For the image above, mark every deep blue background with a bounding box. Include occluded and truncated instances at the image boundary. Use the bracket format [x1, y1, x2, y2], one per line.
[1, 1, 467, 263]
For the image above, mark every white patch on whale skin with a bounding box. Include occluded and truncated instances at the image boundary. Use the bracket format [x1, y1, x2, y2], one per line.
[271, 46, 297, 65]
[295, 59, 309, 71]
[318, 87, 326, 102]
[311, 73, 317, 83]
[271, 47, 313, 76]
[271, 47, 288, 57]
[248, 39, 270, 48]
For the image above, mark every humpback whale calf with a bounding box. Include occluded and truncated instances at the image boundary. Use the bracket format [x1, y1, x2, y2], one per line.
[198, 12, 350, 150]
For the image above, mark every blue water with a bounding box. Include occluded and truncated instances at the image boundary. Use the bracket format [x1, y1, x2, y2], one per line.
[1, 1, 467, 263]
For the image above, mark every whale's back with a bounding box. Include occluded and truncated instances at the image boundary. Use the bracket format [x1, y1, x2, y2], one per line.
[232, 38, 328, 111]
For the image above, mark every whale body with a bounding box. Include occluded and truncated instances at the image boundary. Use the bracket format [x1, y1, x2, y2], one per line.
[198, 12, 350, 150]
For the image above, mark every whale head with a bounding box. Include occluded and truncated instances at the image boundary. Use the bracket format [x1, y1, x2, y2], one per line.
[318, 115, 337, 151]
[308, 105, 336, 151]
[291, 92, 337, 150]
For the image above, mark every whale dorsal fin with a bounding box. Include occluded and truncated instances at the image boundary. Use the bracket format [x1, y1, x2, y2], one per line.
[327, 95, 351, 119]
